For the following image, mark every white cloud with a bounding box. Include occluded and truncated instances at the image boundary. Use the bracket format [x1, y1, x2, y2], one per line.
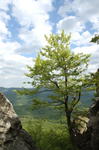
[73, 45, 98, 55]
[90, 17, 99, 31]
[0, 0, 54, 87]
[57, 0, 99, 36]
[11, 0, 53, 54]
[71, 31, 92, 46]
[0, 41, 21, 55]
[58, 0, 99, 30]
[57, 16, 92, 47]
[0, 40, 33, 87]
[58, 0, 99, 21]
[73, 44, 99, 72]
[57, 0, 99, 73]
[73, 0, 99, 22]
[18, 23, 52, 54]
[0, 20, 9, 35]
[0, 0, 12, 11]
[12, 0, 53, 27]
[57, 16, 84, 33]
[0, 10, 11, 40]
[11, 0, 53, 31]
[0, 11, 10, 23]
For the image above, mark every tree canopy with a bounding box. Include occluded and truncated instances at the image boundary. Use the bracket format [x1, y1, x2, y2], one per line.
[25, 31, 90, 107]
[18, 31, 91, 149]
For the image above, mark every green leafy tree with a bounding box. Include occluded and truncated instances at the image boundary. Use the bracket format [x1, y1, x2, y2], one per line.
[90, 34, 99, 44]
[18, 31, 91, 149]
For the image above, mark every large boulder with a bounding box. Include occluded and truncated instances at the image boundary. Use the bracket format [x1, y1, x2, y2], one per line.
[0, 93, 37, 150]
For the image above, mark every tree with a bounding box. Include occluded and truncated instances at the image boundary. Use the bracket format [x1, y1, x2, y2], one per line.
[90, 34, 99, 44]
[19, 31, 90, 149]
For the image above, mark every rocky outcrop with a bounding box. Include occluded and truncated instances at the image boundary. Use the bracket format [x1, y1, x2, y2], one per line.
[75, 69, 99, 150]
[75, 100, 98, 150]
[0, 93, 37, 150]
[87, 98, 99, 150]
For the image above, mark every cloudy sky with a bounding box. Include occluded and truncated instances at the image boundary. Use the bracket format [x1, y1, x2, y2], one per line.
[0, 0, 99, 87]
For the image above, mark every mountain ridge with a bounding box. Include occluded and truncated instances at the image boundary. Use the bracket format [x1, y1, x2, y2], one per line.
[0, 87, 94, 119]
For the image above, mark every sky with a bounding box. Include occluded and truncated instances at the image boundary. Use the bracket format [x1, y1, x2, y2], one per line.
[0, 0, 99, 88]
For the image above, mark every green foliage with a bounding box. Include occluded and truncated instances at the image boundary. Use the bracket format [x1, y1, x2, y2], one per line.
[22, 117, 73, 150]
[90, 34, 99, 44]
[22, 31, 91, 117]
[19, 31, 92, 149]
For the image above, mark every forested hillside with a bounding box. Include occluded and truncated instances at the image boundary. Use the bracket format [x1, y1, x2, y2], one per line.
[0, 87, 94, 118]
[0, 87, 62, 119]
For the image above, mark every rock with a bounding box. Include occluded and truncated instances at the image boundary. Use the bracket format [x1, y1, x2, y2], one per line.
[0, 93, 37, 150]
[74, 69, 99, 150]
[73, 116, 89, 134]
[94, 69, 99, 97]
[75, 98, 99, 150]
[88, 98, 99, 150]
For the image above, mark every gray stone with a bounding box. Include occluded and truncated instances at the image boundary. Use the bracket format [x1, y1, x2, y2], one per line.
[0, 93, 37, 150]
[75, 98, 99, 150]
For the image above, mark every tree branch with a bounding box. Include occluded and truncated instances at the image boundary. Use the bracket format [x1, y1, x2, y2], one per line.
[50, 79, 60, 89]
[70, 90, 81, 113]
[36, 89, 53, 94]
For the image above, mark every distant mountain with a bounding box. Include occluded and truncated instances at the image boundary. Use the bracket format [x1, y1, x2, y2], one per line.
[0, 87, 94, 118]
[0, 87, 60, 119]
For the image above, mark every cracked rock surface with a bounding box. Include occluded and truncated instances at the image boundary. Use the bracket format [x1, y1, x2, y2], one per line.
[0, 93, 37, 150]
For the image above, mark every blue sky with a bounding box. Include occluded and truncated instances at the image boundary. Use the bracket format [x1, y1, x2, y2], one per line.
[0, 0, 99, 87]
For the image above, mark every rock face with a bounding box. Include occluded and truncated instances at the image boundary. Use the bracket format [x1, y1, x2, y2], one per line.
[75, 69, 99, 150]
[87, 98, 99, 150]
[0, 93, 37, 150]
[94, 68, 99, 97]
[75, 98, 99, 150]
[75, 100, 99, 150]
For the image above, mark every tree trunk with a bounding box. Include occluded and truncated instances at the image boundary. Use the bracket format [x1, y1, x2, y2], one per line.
[66, 113, 77, 150]
[64, 100, 78, 150]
